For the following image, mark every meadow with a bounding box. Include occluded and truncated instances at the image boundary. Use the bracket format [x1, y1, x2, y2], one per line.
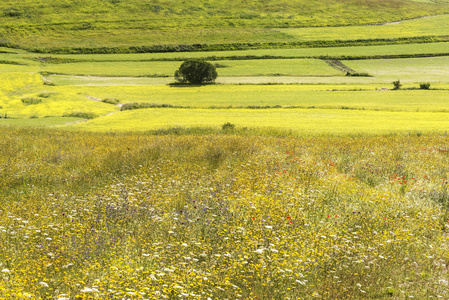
[1, 128, 448, 299]
[1, 0, 449, 50]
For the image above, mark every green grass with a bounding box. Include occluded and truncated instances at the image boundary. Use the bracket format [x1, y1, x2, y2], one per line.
[344, 56, 449, 83]
[66, 107, 449, 136]
[0, 44, 447, 86]
[40, 59, 342, 77]
[1, 1, 448, 51]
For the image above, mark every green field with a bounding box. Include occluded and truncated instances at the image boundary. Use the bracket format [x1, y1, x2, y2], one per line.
[345, 56, 449, 83]
[279, 14, 449, 42]
[41, 59, 342, 77]
[2, 43, 449, 87]
[4, 42, 441, 62]
[1, 0, 449, 50]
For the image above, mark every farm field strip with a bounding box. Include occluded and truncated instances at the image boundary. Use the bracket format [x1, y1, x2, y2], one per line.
[47, 86, 449, 112]
[1, 53, 446, 84]
[11, 55, 449, 84]
[66, 108, 449, 136]
[2, 79, 449, 120]
[2, 43, 449, 66]
[344, 56, 449, 82]
[39, 59, 343, 77]
[25, 42, 449, 61]
[47, 75, 449, 86]
[279, 14, 449, 42]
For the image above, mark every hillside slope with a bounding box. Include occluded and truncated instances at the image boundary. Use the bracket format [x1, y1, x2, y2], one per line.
[1, 0, 449, 27]
[0, 0, 449, 50]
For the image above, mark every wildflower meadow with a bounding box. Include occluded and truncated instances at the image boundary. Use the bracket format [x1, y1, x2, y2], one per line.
[0, 128, 448, 299]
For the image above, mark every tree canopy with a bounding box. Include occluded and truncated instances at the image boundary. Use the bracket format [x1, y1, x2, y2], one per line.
[174, 60, 217, 85]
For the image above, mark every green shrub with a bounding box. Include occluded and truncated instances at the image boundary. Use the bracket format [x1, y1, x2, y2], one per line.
[63, 112, 98, 119]
[3, 8, 23, 18]
[419, 82, 431, 90]
[120, 103, 178, 111]
[222, 122, 236, 130]
[21, 97, 42, 105]
[37, 92, 55, 98]
[392, 80, 402, 90]
[346, 72, 372, 77]
[102, 98, 120, 105]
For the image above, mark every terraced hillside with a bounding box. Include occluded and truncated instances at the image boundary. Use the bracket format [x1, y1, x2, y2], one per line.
[1, 0, 449, 50]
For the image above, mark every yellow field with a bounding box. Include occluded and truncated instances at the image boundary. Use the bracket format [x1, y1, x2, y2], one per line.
[2, 70, 449, 135]
[65, 108, 449, 136]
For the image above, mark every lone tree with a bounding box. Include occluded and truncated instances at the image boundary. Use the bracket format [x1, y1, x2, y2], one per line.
[174, 59, 217, 84]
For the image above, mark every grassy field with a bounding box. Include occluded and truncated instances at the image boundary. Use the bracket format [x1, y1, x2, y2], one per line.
[47, 85, 449, 110]
[1, 128, 449, 299]
[42, 59, 342, 77]
[1, 63, 449, 126]
[63, 108, 449, 136]
[2, 43, 449, 86]
[0, 42, 440, 64]
[37, 56, 449, 80]
[1, 0, 449, 50]
[3, 77, 449, 119]
[52, 42, 449, 61]
[279, 14, 449, 42]
[344, 56, 449, 83]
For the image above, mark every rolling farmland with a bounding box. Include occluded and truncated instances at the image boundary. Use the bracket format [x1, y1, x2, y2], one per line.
[1, 1, 449, 299]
